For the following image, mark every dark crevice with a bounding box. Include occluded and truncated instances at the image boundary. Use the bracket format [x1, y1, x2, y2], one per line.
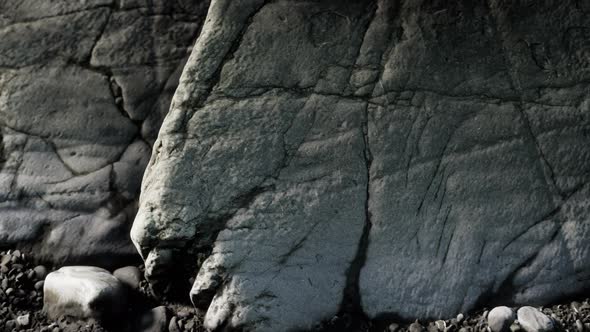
[441, 222, 457, 265]
[84, 7, 113, 66]
[6, 136, 27, 198]
[0, 122, 81, 176]
[106, 74, 140, 130]
[0, 128, 6, 173]
[516, 104, 565, 201]
[435, 205, 452, 256]
[277, 219, 322, 265]
[486, 0, 565, 203]
[501, 205, 562, 251]
[332, 101, 373, 332]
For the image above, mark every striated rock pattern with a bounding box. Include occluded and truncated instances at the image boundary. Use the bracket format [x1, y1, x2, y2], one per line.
[132, 0, 590, 330]
[0, 0, 209, 266]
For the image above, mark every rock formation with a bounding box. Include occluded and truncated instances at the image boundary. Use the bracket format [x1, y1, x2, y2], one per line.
[130, 0, 590, 330]
[0, 0, 209, 266]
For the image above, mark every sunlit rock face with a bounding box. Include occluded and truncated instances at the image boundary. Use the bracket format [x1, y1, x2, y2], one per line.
[4, 0, 586, 330]
[0, 0, 210, 266]
[129, 0, 590, 329]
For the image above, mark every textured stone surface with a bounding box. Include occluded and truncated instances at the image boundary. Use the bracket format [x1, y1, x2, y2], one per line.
[488, 306, 516, 332]
[43, 266, 126, 321]
[0, 0, 209, 266]
[517, 306, 555, 332]
[131, 0, 590, 330]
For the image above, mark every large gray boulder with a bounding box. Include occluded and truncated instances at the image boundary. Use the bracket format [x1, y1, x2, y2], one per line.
[131, 0, 590, 330]
[0, 0, 209, 266]
[132, 0, 590, 331]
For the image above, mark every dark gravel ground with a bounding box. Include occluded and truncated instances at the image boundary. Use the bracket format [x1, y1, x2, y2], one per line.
[1, 248, 589, 332]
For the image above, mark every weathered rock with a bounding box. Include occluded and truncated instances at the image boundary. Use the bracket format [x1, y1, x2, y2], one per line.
[0, 0, 210, 267]
[113, 266, 141, 290]
[517, 306, 555, 332]
[488, 306, 516, 332]
[130, 0, 590, 330]
[43, 266, 126, 321]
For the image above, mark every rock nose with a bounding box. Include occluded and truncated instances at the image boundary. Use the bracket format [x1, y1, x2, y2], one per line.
[130, 208, 152, 260]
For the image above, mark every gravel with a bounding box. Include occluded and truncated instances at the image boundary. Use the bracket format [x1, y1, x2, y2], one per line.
[1, 248, 589, 331]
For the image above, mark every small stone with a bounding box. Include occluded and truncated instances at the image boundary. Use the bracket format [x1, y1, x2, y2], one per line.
[447, 324, 458, 332]
[44, 266, 127, 321]
[572, 302, 582, 313]
[488, 306, 516, 332]
[16, 313, 30, 327]
[576, 320, 584, 332]
[139, 306, 168, 332]
[428, 323, 439, 332]
[12, 250, 21, 258]
[5, 287, 14, 296]
[436, 320, 446, 331]
[510, 323, 522, 332]
[5, 320, 16, 330]
[517, 306, 554, 332]
[410, 320, 425, 332]
[35, 280, 45, 290]
[185, 319, 195, 330]
[34, 265, 48, 280]
[1, 278, 7, 289]
[168, 316, 181, 332]
[113, 266, 142, 290]
[457, 313, 465, 323]
[1, 254, 11, 266]
[388, 322, 400, 332]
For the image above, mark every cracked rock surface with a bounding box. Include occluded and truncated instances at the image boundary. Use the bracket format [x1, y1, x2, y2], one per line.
[132, 0, 590, 330]
[0, 0, 210, 266]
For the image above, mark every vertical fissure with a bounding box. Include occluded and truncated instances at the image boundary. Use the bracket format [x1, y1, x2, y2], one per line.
[337, 102, 373, 329]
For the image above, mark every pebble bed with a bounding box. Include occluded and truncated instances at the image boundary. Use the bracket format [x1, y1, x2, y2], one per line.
[1, 249, 589, 332]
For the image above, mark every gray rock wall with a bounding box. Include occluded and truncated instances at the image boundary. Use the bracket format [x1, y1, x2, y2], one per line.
[0, 0, 209, 266]
[131, 0, 590, 331]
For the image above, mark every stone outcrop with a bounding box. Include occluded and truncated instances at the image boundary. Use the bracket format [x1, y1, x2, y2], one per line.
[0, 0, 209, 266]
[131, 0, 590, 330]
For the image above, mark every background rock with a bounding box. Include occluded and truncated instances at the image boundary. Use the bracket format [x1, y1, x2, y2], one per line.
[0, 0, 210, 267]
[131, 0, 590, 330]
